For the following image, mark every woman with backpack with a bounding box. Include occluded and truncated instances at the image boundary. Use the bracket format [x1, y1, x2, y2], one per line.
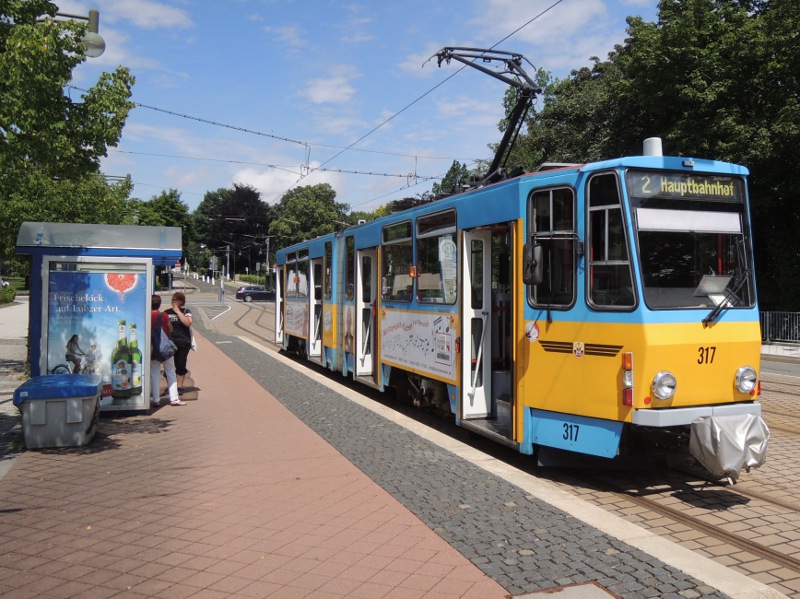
[151, 294, 185, 407]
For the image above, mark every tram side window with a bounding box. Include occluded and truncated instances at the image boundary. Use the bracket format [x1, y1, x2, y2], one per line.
[529, 187, 576, 307]
[286, 252, 297, 298]
[296, 250, 309, 299]
[588, 174, 635, 308]
[417, 211, 457, 304]
[345, 236, 355, 301]
[381, 222, 413, 302]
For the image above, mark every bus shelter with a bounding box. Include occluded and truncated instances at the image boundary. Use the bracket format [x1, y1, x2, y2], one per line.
[16, 222, 182, 412]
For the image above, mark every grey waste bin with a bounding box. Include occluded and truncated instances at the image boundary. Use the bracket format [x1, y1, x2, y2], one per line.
[13, 374, 102, 449]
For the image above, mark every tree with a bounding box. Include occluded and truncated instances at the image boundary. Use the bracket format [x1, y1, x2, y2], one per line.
[192, 187, 232, 247]
[206, 184, 272, 275]
[269, 183, 349, 245]
[509, 0, 800, 309]
[347, 210, 376, 224]
[0, 0, 135, 265]
[384, 194, 432, 214]
[430, 161, 472, 199]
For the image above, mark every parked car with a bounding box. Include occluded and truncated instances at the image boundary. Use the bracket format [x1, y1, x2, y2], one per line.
[235, 285, 275, 302]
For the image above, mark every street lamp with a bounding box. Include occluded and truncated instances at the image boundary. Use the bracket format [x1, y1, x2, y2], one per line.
[39, 8, 106, 58]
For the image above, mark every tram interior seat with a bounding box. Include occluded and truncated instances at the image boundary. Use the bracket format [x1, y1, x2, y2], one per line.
[387, 274, 413, 301]
[643, 287, 714, 308]
[418, 273, 444, 302]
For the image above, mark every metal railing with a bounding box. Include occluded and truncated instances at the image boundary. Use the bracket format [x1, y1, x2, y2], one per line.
[761, 312, 800, 343]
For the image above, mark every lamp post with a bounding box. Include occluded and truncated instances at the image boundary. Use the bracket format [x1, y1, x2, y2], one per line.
[39, 8, 106, 58]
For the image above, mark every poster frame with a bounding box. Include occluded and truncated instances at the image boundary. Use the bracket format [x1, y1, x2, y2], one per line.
[40, 255, 154, 412]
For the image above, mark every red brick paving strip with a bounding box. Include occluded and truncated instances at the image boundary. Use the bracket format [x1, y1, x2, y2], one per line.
[0, 333, 507, 598]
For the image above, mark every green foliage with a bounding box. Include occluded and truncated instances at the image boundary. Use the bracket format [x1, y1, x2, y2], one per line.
[384, 194, 434, 213]
[0, 172, 133, 261]
[192, 187, 232, 246]
[0, 287, 15, 304]
[431, 161, 473, 198]
[348, 210, 377, 224]
[269, 183, 349, 245]
[0, 0, 136, 264]
[507, 0, 800, 309]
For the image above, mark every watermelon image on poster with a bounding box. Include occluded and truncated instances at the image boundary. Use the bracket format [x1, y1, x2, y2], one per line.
[106, 273, 138, 299]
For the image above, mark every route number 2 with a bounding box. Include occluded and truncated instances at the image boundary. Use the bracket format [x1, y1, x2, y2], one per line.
[698, 346, 716, 364]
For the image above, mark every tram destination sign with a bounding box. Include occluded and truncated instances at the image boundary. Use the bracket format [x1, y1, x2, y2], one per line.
[626, 171, 744, 203]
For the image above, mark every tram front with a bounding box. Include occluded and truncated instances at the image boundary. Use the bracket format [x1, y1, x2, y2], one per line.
[624, 164, 769, 481]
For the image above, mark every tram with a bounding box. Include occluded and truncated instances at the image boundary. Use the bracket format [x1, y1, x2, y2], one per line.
[273, 49, 769, 480]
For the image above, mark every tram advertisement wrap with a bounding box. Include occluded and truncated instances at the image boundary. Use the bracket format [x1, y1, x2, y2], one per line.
[46, 270, 147, 408]
[381, 310, 456, 382]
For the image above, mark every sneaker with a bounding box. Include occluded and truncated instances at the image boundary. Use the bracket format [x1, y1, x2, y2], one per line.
[170, 400, 187, 406]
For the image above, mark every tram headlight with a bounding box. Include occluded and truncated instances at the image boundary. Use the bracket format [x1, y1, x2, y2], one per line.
[735, 366, 758, 394]
[651, 371, 677, 400]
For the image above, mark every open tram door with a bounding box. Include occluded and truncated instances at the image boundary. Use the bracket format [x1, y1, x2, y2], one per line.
[462, 230, 492, 419]
[308, 257, 323, 361]
[355, 248, 377, 382]
[461, 226, 515, 442]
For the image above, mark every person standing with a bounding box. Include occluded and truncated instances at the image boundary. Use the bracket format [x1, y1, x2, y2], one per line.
[151, 294, 184, 407]
[166, 291, 193, 394]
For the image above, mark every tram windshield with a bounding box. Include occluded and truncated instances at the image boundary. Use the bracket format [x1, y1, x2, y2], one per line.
[625, 170, 755, 310]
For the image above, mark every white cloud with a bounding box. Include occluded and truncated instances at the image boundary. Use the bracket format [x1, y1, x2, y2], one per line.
[338, 6, 375, 44]
[472, 0, 608, 45]
[232, 162, 348, 205]
[103, 0, 193, 29]
[466, 0, 630, 75]
[300, 66, 360, 105]
[398, 42, 456, 78]
[435, 96, 501, 128]
[263, 25, 308, 48]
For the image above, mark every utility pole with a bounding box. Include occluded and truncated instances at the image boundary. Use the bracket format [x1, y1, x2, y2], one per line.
[226, 245, 230, 281]
[265, 236, 273, 289]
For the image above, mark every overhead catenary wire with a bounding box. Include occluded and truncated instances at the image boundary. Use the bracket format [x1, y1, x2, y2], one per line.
[67, 85, 454, 163]
[286, 0, 566, 202]
[110, 149, 438, 180]
[74, 0, 566, 206]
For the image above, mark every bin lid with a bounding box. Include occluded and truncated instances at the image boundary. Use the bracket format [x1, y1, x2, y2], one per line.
[13, 374, 103, 405]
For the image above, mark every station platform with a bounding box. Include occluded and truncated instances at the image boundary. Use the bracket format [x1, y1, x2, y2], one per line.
[0, 296, 788, 598]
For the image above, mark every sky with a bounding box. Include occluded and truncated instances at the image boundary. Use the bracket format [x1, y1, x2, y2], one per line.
[58, 0, 659, 213]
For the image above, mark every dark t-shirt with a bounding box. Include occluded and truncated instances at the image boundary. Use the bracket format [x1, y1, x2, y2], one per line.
[165, 307, 193, 348]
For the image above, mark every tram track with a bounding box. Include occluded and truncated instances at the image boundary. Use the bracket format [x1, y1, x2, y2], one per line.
[581, 472, 800, 576]
[213, 300, 800, 597]
[232, 302, 275, 347]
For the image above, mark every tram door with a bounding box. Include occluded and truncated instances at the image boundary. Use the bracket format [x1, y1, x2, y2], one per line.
[308, 258, 323, 360]
[274, 264, 284, 345]
[355, 248, 377, 380]
[461, 230, 492, 419]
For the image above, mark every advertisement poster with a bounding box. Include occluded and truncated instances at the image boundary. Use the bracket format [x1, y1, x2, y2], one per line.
[285, 301, 308, 338]
[46, 268, 147, 409]
[380, 309, 456, 382]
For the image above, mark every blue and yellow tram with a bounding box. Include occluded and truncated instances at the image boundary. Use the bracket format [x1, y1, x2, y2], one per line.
[274, 140, 769, 480]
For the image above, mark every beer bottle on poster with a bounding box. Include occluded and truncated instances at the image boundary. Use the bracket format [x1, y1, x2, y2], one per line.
[111, 320, 132, 399]
[129, 323, 143, 396]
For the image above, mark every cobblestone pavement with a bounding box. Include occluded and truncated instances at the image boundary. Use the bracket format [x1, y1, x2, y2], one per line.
[201, 329, 731, 599]
[2, 287, 792, 598]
